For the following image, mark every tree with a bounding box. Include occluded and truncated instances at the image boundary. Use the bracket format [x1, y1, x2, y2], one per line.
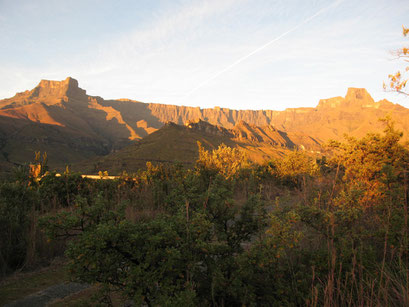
[384, 26, 409, 95]
[40, 178, 272, 305]
[195, 142, 249, 179]
[273, 151, 319, 189]
[329, 117, 409, 208]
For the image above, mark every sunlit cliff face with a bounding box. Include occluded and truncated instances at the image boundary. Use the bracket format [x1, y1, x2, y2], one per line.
[0, 77, 408, 174]
[0, 78, 406, 143]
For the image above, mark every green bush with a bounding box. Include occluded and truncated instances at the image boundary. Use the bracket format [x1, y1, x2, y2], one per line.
[0, 181, 38, 275]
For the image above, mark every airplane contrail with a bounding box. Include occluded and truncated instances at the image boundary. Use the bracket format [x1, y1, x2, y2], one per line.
[182, 0, 344, 100]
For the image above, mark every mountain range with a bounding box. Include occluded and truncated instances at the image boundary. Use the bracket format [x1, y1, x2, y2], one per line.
[1, 77, 408, 175]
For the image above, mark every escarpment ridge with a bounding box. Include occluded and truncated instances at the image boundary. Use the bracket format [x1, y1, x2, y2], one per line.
[1, 77, 408, 173]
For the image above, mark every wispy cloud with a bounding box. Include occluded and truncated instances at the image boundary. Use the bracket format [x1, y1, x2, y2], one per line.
[180, 0, 345, 100]
[0, 0, 408, 110]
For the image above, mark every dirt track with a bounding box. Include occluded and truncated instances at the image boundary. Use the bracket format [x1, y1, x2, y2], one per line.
[4, 282, 89, 307]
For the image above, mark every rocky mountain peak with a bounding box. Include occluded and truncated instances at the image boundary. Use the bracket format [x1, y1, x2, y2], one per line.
[232, 120, 263, 142]
[0, 77, 86, 109]
[345, 88, 375, 105]
[185, 119, 231, 136]
[35, 77, 86, 101]
[235, 120, 250, 127]
[316, 88, 376, 110]
[38, 76, 78, 89]
[317, 96, 344, 109]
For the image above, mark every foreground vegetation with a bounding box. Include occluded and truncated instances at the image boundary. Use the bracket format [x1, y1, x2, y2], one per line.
[1, 119, 409, 306]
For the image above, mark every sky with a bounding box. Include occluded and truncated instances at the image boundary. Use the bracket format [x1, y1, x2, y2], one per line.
[0, 0, 408, 110]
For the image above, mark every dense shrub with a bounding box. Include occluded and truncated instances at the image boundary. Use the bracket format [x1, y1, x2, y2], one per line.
[0, 181, 38, 275]
[3, 119, 409, 305]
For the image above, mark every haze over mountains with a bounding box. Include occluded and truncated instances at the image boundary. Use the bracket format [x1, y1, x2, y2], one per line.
[1, 77, 408, 174]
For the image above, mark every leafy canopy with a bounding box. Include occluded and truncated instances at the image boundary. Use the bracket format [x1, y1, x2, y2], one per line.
[384, 26, 409, 95]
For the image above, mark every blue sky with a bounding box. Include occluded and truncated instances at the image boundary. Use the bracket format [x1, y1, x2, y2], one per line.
[1, 0, 408, 110]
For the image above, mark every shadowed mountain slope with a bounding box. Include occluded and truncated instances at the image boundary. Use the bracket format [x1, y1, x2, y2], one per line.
[73, 119, 321, 175]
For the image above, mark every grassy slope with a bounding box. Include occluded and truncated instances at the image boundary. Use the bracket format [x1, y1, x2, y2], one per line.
[72, 122, 301, 175]
[72, 123, 235, 174]
[0, 259, 69, 306]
